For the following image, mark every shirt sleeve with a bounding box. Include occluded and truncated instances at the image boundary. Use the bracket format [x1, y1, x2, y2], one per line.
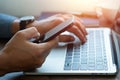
[0, 13, 17, 38]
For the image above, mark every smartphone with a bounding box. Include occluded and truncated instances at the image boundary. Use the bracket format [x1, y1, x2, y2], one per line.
[33, 16, 74, 43]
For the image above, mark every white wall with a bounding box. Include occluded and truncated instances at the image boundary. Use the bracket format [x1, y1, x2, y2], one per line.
[0, 0, 119, 17]
[0, 0, 98, 17]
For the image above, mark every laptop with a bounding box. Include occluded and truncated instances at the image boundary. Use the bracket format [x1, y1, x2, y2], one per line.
[25, 27, 119, 75]
[25, 1, 120, 75]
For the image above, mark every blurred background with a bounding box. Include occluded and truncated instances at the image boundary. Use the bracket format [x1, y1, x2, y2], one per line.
[0, 0, 119, 17]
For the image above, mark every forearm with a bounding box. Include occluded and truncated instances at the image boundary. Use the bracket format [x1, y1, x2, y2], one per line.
[12, 19, 20, 34]
[0, 13, 18, 38]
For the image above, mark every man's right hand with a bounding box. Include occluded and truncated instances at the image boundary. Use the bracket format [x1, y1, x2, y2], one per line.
[0, 27, 58, 75]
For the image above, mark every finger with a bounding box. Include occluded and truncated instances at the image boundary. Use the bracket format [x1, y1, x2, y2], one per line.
[75, 18, 88, 35]
[60, 14, 73, 20]
[41, 17, 65, 33]
[18, 27, 40, 40]
[39, 38, 58, 50]
[68, 25, 87, 44]
[28, 38, 58, 63]
[31, 38, 59, 55]
[61, 14, 88, 35]
[34, 38, 58, 57]
[59, 14, 87, 36]
[116, 18, 120, 26]
[59, 35, 75, 42]
[50, 17, 64, 29]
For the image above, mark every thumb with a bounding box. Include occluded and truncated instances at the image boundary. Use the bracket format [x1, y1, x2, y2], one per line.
[19, 27, 40, 40]
[59, 35, 75, 42]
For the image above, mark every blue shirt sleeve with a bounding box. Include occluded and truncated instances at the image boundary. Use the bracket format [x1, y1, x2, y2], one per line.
[0, 13, 17, 38]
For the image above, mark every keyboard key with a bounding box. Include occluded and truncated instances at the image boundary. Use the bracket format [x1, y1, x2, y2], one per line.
[65, 58, 72, 63]
[81, 60, 87, 64]
[88, 59, 95, 64]
[64, 30, 108, 71]
[88, 64, 95, 70]
[81, 58, 87, 63]
[64, 62, 71, 70]
[80, 64, 88, 70]
[73, 55, 80, 58]
[66, 44, 73, 57]
[74, 52, 80, 55]
[73, 58, 80, 62]
[96, 65, 104, 70]
[72, 63, 80, 70]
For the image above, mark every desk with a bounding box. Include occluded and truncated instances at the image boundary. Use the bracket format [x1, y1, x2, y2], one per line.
[0, 12, 120, 80]
[0, 71, 120, 80]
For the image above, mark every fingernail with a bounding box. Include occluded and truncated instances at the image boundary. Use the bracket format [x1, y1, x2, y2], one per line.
[85, 36, 87, 40]
[82, 38, 87, 44]
[85, 30, 88, 35]
[36, 33, 40, 39]
[37, 32, 40, 37]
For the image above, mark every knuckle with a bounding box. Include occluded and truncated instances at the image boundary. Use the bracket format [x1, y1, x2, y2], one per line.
[55, 17, 64, 23]
[16, 31, 25, 38]
[72, 25, 78, 30]
[34, 48, 45, 57]
[31, 27, 37, 32]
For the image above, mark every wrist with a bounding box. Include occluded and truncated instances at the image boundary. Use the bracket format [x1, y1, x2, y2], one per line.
[12, 19, 20, 34]
[26, 20, 39, 28]
[12, 16, 37, 34]
[19, 16, 35, 30]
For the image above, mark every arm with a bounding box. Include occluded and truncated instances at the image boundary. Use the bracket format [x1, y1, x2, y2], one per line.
[0, 13, 19, 38]
[0, 13, 87, 43]
[0, 13, 38, 38]
[0, 13, 41, 38]
[0, 27, 58, 76]
[0, 14, 87, 76]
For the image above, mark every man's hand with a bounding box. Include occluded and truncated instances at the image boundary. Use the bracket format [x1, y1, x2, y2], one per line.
[27, 14, 88, 44]
[0, 27, 58, 75]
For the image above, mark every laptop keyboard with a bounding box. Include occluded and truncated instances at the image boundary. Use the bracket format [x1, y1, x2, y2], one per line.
[64, 30, 108, 71]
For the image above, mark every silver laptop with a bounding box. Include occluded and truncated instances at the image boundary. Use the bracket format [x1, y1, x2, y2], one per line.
[25, 1, 120, 75]
[25, 27, 119, 75]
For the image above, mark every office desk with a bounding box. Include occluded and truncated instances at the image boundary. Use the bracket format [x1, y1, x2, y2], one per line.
[0, 70, 120, 80]
[0, 12, 120, 80]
